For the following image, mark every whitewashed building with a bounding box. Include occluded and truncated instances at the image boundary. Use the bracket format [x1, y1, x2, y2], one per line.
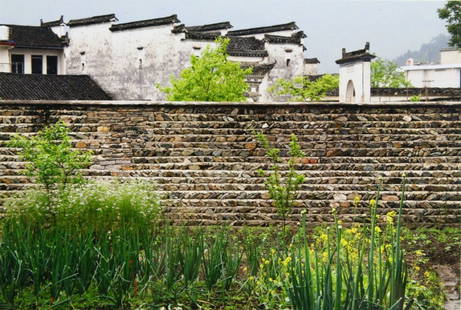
[0, 13, 318, 102]
[401, 48, 461, 88]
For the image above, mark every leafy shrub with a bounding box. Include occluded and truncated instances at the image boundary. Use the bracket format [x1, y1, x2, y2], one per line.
[8, 121, 92, 194]
[269, 74, 338, 101]
[5, 180, 162, 233]
[255, 132, 305, 230]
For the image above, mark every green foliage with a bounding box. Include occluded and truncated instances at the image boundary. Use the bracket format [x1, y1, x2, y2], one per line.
[5, 181, 162, 233]
[371, 58, 413, 88]
[409, 95, 422, 102]
[438, 2, 461, 48]
[269, 74, 339, 101]
[8, 121, 92, 193]
[158, 37, 252, 102]
[255, 132, 305, 229]
[287, 182, 410, 310]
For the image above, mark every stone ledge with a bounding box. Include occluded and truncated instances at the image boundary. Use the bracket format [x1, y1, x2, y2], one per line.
[1, 100, 461, 108]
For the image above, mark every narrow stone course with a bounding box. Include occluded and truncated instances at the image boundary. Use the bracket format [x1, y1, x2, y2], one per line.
[0, 101, 460, 226]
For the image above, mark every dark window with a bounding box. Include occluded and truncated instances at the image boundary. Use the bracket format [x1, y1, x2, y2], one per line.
[11, 54, 24, 74]
[31, 55, 43, 74]
[46, 56, 58, 74]
[286, 58, 291, 66]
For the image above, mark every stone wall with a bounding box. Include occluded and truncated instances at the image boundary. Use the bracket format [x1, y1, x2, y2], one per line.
[0, 101, 460, 226]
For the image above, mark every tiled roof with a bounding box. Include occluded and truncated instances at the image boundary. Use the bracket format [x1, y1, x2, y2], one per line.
[264, 34, 299, 45]
[67, 14, 117, 27]
[40, 15, 64, 27]
[228, 36, 268, 57]
[182, 34, 268, 58]
[241, 62, 275, 75]
[184, 31, 221, 41]
[264, 31, 306, 45]
[110, 15, 180, 32]
[0, 73, 112, 100]
[227, 22, 298, 36]
[185, 22, 232, 32]
[304, 58, 320, 64]
[336, 42, 376, 64]
[3, 25, 63, 49]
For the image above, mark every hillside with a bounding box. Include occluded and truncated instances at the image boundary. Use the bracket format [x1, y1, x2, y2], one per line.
[394, 34, 449, 65]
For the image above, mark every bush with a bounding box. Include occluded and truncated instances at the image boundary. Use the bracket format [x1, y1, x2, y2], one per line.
[8, 121, 92, 195]
[5, 180, 162, 232]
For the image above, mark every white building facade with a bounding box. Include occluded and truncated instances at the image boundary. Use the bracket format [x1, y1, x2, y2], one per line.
[1, 14, 318, 102]
[401, 48, 461, 88]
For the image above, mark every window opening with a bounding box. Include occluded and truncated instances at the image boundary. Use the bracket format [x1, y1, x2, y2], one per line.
[31, 55, 43, 74]
[46, 56, 58, 74]
[11, 54, 24, 74]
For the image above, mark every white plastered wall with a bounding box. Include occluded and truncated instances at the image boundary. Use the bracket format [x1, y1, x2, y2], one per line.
[338, 60, 371, 103]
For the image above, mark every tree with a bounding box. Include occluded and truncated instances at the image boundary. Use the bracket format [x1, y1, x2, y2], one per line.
[255, 132, 305, 231]
[371, 58, 412, 88]
[159, 37, 252, 102]
[8, 121, 92, 195]
[438, 2, 461, 48]
[268, 74, 339, 101]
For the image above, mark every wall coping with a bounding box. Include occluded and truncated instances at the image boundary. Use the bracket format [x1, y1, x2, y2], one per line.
[1, 100, 461, 108]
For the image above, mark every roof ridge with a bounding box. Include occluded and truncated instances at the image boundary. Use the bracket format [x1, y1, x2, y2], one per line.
[40, 15, 64, 27]
[68, 13, 117, 27]
[227, 22, 298, 36]
[185, 21, 232, 32]
[110, 14, 179, 31]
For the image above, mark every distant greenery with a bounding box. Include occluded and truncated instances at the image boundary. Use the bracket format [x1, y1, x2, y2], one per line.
[393, 34, 449, 66]
[269, 74, 339, 101]
[438, 1, 461, 48]
[371, 58, 412, 88]
[158, 37, 252, 102]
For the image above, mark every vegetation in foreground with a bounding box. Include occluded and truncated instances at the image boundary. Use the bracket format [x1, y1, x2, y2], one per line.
[0, 122, 456, 309]
[0, 182, 453, 310]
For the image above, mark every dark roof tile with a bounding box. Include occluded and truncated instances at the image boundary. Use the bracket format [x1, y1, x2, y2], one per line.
[0, 73, 111, 100]
[184, 31, 221, 41]
[240, 62, 275, 75]
[2, 25, 63, 49]
[40, 15, 64, 27]
[110, 15, 179, 31]
[336, 42, 376, 64]
[304, 58, 320, 64]
[227, 36, 267, 57]
[67, 14, 116, 27]
[227, 22, 298, 36]
[185, 22, 232, 32]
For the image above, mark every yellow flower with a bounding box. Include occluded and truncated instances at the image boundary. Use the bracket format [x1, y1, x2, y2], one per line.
[374, 226, 382, 234]
[386, 211, 397, 225]
[415, 250, 424, 257]
[282, 256, 292, 266]
[369, 199, 376, 207]
[353, 195, 361, 206]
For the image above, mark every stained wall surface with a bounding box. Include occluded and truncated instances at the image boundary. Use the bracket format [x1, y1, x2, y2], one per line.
[0, 101, 460, 226]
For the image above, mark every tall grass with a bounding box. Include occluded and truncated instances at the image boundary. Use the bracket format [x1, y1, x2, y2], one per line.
[287, 180, 412, 310]
[0, 180, 441, 309]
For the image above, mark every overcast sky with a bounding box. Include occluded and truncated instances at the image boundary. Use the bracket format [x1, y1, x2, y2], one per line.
[0, 0, 448, 72]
